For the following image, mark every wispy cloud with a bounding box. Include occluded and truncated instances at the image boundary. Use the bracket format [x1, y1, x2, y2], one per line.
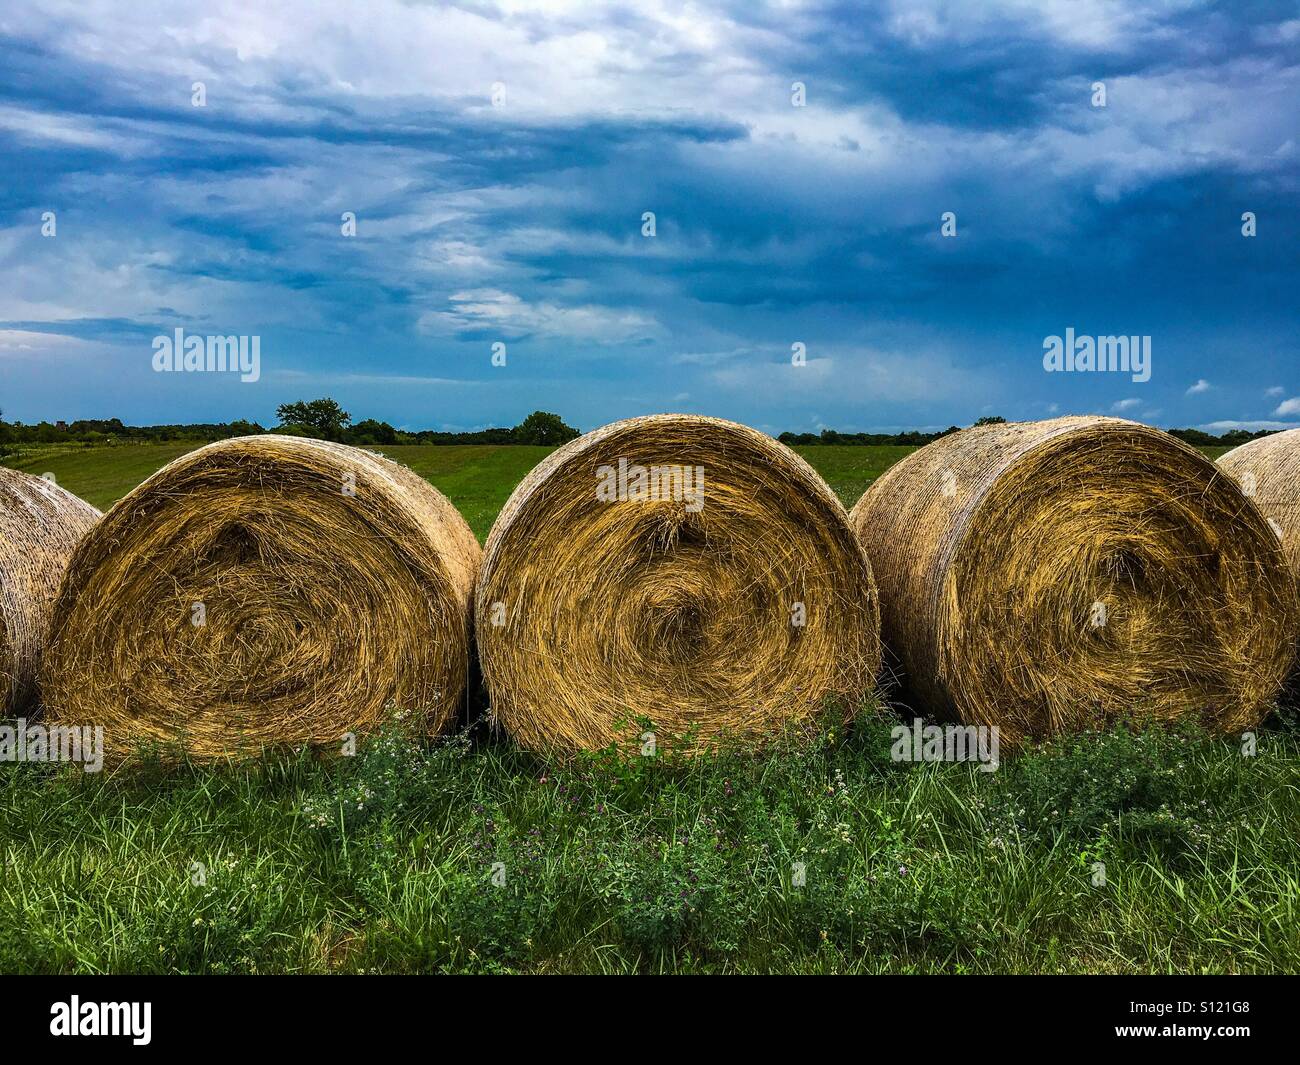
[422, 290, 661, 344]
[1203, 420, 1300, 433]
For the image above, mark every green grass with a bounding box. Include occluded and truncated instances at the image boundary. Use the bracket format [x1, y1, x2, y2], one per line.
[793, 445, 916, 508]
[1, 440, 1227, 526]
[0, 442, 911, 536]
[2, 442, 553, 540]
[3, 442, 202, 513]
[2, 438, 1293, 974]
[361, 445, 553, 540]
[3, 715, 1297, 973]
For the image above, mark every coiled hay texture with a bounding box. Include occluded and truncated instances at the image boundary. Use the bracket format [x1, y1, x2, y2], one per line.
[849, 416, 1297, 747]
[41, 436, 480, 759]
[1219, 429, 1300, 588]
[0, 469, 101, 715]
[476, 414, 880, 752]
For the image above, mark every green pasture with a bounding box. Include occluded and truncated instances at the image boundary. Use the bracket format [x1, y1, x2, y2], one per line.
[2, 442, 910, 537]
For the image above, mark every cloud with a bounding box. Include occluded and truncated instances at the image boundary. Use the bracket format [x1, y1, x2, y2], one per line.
[1274, 397, 1300, 417]
[422, 289, 661, 343]
[1185, 378, 1210, 395]
[1202, 420, 1300, 433]
[1111, 398, 1142, 412]
[0, 328, 96, 358]
[708, 344, 993, 413]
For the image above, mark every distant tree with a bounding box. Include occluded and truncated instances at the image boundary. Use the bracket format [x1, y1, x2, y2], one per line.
[269, 421, 325, 439]
[349, 418, 398, 445]
[1169, 428, 1217, 447]
[513, 410, 579, 446]
[275, 398, 351, 441]
[974, 416, 1007, 427]
[227, 419, 264, 438]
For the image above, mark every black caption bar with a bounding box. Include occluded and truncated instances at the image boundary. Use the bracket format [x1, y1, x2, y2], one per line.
[0, 974, 1290, 1051]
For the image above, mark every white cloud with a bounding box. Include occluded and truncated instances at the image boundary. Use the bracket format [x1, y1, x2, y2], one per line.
[422, 288, 661, 343]
[710, 344, 991, 406]
[1185, 378, 1210, 395]
[1111, 398, 1142, 411]
[0, 105, 141, 152]
[1203, 420, 1300, 432]
[880, 0, 1155, 50]
[0, 329, 95, 358]
[1273, 397, 1300, 417]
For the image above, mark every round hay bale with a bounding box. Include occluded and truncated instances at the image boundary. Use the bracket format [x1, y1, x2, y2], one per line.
[849, 415, 1297, 746]
[476, 414, 880, 752]
[40, 436, 480, 759]
[1218, 429, 1300, 585]
[0, 469, 101, 715]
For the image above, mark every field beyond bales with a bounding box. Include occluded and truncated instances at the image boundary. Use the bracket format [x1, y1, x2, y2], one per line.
[0, 442, 910, 538]
[1, 440, 1223, 534]
[3, 443, 552, 541]
[2, 439, 1297, 974]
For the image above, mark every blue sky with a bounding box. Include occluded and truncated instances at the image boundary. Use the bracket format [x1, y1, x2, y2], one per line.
[1, 0, 1297, 435]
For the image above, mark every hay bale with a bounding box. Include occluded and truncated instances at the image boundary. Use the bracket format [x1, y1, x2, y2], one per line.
[0, 469, 101, 715]
[476, 414, 880, 752]
[40, 436, 480, 759]
[849, 415, 1297, 746]
[1219, 429, 1300, 585]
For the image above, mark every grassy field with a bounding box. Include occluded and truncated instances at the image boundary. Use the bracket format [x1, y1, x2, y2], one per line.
[1, 441, 908, 537]
[2, 439, 1297, 974]
[3, 716, 1297, 973]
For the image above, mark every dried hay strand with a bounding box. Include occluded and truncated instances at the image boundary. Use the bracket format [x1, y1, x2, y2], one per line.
[849, 415, 1297, 747]
[0, 469, 101, 715]
[476, 414, 881, 752]
[40, 436, 480, 759]
[1219, 429, 1300, 588]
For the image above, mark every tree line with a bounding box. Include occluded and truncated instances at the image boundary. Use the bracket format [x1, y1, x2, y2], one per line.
[0, 402, 580, 450]
[780, 416, 1278, 448]
[0, 405, 1280, 451]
